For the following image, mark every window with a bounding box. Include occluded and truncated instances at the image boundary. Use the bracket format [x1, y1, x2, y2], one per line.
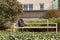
[29, 4, 33, 10]
[40, 4, 44, 10]
[24, 4, 33, 11]
[24, 4, 28, 10]
[54, 0, 55, 1]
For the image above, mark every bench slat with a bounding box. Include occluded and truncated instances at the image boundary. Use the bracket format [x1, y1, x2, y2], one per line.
[14, 26, 56, 28]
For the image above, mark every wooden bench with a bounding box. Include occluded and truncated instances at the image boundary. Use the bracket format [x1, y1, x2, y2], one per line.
[13, 23, 58, 32]
[13, 19, 58, 32]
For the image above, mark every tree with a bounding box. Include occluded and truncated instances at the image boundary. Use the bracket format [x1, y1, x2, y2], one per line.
[0, 0, 23, 30]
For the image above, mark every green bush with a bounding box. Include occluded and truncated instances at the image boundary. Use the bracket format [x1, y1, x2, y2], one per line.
[0, 32, 59, 40]
[25, 24, 56, 26]
[48, 17, 60, 23]
[25, 24, 47, 26]
[24, 19, 57, 26]
[25, 20, 47, 23]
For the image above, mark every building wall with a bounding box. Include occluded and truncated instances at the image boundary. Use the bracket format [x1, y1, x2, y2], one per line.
[17, 0, 53, 10]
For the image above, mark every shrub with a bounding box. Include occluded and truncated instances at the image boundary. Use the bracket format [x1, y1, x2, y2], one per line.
[0, 0, 23, 30]
[48, 17, 60, 31]
[0, 32, 59, 40]
[25, 20, 47, 23]
[46, 10, 60, 18]
[24, 19, 56, 26]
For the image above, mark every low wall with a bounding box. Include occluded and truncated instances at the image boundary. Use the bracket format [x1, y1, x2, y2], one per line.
[20, 10, 60, 18]
[20, 10, 47, 18]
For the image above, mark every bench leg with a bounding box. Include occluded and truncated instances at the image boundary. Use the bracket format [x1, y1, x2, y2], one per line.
[47, 28, 48, 32]
[56, 28, 58, 32]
